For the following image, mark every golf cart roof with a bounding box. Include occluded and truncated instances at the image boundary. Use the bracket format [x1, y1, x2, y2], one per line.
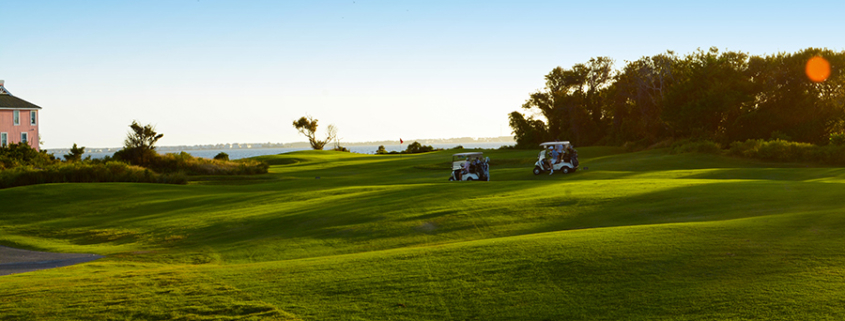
[452, 152, 484, 157]
[540, 141, 571, 147]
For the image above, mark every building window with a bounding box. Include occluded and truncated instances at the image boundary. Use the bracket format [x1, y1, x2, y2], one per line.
[30, 111, 37, 125]
[1, 133, 6, 146]
[13, 110, 20, 125]
[21, 132, 28, 144]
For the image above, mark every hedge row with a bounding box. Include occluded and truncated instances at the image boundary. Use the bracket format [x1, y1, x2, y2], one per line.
[0, 162, 187, 189]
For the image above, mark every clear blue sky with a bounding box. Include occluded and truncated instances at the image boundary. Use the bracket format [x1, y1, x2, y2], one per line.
[2, 0, 842, 148]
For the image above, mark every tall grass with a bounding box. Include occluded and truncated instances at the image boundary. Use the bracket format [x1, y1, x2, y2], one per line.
[0, 162, 186, 189]
[151, 152, 269, 175]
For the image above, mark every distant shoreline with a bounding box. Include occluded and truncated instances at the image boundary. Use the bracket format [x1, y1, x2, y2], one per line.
[44, 136, 515, 155]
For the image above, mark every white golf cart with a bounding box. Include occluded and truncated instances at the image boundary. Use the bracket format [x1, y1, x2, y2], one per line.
[533, 141, 579, 175]
[449, 152, 490, 181]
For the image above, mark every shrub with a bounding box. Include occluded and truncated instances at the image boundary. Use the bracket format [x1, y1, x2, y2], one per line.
[0, 143, 59, 169]
[830, 133, 845, 146]
[214, 152, 230, 161]
[0, 162, 186, 189]
[113, 147, 159, 167]
[375, 145, 388, 154]
[728, 139, 845, 165]
[151, 152, 269, 175]
[670, 140, 722, 154]
[404, 141, 436, 154]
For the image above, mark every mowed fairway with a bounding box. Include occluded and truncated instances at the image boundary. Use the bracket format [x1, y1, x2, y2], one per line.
[2, 147, 845, 320]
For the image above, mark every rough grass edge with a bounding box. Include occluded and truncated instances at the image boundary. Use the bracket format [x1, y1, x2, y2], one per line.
[669, 138, 845, 166]
[0, 162, 187, 189]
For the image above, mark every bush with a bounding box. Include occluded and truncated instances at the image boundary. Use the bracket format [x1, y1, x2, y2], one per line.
[0, 143, 59, 169]
[728, 139, 845, 165]
[830, 133, 845, 146]
[113, 147, 159, 168]
[404, 141, 436, 154]
[0, 162, 186, 189]
[214, 152, 230, 161]
[670, 140, 722, 154]
[151, 152, 269, 175]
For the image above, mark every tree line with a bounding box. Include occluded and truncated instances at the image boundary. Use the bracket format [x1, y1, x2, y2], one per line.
[509, 47, 844, 148]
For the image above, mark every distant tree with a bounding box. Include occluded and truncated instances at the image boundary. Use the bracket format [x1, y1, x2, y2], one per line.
[375, 145, 387, 154]
[214, 152, 229, 161]
[125, 121, 164, 150]
[293, 116, 337, 150]
[114, 121, 164, 167]
[404, 141, 435, 153]
[64, 143, 85, 162]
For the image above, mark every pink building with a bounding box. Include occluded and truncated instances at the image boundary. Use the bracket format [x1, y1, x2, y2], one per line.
[0, 80, 42, 151]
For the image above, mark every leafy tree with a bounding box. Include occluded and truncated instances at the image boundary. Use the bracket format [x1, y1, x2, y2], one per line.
[375, 145, 387, 154]
[663, 47, 754, 141]
[293, 116, 337, 150]
[404, 141, 435, 153]
[508, 111, 547, 148]
[518, 57, 615, 146]
[114, 121, 164, 167]
[64, 143, 86, 162]
[125, 121, 164, 150]
[214, 152, 229, 161]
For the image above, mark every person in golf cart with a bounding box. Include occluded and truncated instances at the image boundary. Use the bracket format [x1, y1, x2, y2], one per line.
[533, 141, 578, 175]
[449, 152, 490, 181]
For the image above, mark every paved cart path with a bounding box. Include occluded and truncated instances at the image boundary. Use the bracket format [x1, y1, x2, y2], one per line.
[0, 245, 104, 276]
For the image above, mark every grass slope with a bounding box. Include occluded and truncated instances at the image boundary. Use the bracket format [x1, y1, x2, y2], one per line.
[1, 147, 845, 320]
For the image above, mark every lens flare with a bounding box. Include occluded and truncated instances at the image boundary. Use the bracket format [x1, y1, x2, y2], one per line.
[806, 56, 831, 83]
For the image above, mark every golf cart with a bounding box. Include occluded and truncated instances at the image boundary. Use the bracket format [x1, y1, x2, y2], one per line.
[533, 141, 579, 175]
[449, 152, 490, 181]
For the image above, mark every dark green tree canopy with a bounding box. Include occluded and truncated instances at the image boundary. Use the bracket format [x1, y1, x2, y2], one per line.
[125, 121, 164, 150]
[511, 47, 845, 147]
[64, 143, 85, 162]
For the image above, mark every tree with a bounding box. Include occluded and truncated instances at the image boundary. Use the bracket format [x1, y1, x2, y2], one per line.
[114, 121, 163, 166]
[404, 141, 434, 153]
[125, 121, 164, 150]
[64, 143, 85, 162]
[515, 57, 615, 146]
[214, 152, 229, 161]
[508, 111, 547, 148]
[375, 145, 387, 154]
[293, 116, 337, 150]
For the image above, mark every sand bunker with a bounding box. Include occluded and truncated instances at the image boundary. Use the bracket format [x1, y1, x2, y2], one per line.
[0, 245, 103, 276]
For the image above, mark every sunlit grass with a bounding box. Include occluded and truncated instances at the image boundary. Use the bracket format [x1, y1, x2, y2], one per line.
[2, 147, 845, 319]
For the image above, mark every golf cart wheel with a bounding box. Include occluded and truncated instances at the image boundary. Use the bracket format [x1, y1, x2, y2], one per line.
[562, 167, 570, 174]
[467, 177, 474, 181]
[449, 177, 455, 181]
[533, 166, 542, 175]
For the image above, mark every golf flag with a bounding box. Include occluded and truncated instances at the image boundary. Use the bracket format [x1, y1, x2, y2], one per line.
[400, 138, 404, 144]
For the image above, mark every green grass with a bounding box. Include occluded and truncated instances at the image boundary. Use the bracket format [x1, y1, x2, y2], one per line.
[2, 147, 845, 320]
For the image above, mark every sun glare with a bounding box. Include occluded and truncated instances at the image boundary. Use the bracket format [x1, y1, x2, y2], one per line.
[806, 56, 831, 83]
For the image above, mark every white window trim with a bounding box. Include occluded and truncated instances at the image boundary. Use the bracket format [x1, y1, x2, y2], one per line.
[21, 132, 28, 144]
[30, 110, 37, 126]
[13, 110, 20, 126]
[1, 132, 7, 146]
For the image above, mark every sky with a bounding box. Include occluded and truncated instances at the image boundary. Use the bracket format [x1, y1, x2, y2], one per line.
[1, 0, 843, 149]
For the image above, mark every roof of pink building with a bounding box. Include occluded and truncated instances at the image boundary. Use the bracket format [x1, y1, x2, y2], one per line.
[0, 84, 43, 109]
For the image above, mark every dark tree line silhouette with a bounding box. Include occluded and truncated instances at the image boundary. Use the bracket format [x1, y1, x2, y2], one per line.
[510, 47, 844, 148]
